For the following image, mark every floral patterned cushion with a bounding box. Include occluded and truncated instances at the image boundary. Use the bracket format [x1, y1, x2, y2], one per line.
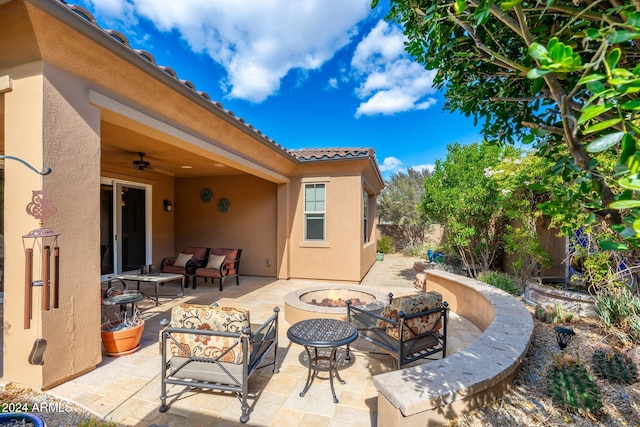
[376, 292, 443, 340]
[169, 303, 251, 364]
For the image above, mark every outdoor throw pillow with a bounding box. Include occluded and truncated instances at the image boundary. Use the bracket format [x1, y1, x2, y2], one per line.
[173, 252, 193, 268]
[377, 292, 443, 341]
[205, 254, 226, 270]
[169, 303, 251, 364]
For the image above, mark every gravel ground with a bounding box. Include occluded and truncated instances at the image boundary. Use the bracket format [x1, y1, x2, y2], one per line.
[452, 304, 640, 427]
[2, 304, 639, 426]
[0, 383, 110, 426]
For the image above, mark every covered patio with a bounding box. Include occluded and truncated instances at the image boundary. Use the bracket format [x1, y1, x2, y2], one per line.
[42, 254, 482, 426]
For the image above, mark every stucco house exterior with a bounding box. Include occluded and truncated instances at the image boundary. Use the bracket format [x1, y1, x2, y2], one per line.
[0, 0, 384, 389]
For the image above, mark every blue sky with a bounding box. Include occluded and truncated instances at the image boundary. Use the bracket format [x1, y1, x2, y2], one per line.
[74, 0, 482, 178]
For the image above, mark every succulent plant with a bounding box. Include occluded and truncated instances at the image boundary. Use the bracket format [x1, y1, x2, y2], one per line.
[545, 353, 602, 413]
[535, 304, 574, 324]
[591, 349, 638, 384]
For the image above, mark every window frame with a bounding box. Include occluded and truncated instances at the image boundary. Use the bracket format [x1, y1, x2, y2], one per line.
[303, 183, 326, 241]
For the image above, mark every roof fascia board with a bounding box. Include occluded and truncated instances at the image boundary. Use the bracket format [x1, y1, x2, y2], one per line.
[89, 90, 290, 184]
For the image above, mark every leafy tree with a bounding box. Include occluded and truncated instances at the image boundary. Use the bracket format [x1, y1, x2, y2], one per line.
[378, 168, 432, 250]
[490, 152, 552, 285]
[421, 142, 517, 274]
[376, 0, 640, 248]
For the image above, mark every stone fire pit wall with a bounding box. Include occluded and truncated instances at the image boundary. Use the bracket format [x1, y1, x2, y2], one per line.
[374, 269, 534, 426]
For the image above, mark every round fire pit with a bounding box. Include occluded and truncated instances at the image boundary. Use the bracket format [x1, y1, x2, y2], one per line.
[284, 285, 390, 324]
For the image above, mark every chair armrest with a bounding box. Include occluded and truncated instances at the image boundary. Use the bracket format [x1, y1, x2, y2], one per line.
[185, 257, 207, 275]
[248, 307, 279, 371]
[347, 303, 398, 328]
[249, 307, 279, 340]
[161, 257, 176, 268]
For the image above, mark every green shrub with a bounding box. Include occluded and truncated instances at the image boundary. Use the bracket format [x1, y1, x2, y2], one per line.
[377, 236, 394, 254]
[476, 271, 521, 296]
[403, 242, 428, 258]
[545, 353, 602, 413]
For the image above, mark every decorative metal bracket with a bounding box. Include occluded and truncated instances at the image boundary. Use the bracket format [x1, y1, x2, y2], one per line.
[0, 155, 51, 175]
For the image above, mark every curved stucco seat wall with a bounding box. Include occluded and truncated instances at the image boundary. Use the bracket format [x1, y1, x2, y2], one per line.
[373, 270, 534, 426]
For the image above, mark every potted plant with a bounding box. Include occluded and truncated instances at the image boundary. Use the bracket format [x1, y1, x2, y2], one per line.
[101, 314, 144, 356]
[376, 236, 394, 261]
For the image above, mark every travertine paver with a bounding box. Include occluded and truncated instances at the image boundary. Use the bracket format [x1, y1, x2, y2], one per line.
[42, 254, 481, 426]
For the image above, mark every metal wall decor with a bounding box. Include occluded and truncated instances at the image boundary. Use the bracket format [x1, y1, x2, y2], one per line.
[217, 197, 230, 213]
[1, 155, 58, 366]
[200, 187, 213, 203]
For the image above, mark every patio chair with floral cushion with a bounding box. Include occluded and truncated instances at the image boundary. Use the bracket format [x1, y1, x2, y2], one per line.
[159, 303, 279, 423]
[346, 291, 448, 369]
[160, 246, 210, 282]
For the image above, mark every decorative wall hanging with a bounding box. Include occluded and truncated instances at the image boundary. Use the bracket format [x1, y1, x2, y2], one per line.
[217, 197, 230, 213]
[1, 155, 57, 366]
[200, 187, 213, 203]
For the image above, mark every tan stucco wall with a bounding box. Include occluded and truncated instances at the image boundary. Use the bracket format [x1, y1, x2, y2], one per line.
[173, 175, 278, 277]
[289, 174, 366, 282]
[3, 62, 102, 388]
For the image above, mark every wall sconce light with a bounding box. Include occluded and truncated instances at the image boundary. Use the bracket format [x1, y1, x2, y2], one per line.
[163, 199, 173, 212]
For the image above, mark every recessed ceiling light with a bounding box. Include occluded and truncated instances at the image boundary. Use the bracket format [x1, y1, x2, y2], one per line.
[180, 165, 193, 169]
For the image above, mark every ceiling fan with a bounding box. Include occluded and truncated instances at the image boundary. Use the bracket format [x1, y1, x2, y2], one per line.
[132, 152, 152, 171]
[130, 152, 174, 176]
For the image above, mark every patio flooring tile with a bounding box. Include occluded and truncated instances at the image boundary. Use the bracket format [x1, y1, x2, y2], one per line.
[39, 254, 482, 426]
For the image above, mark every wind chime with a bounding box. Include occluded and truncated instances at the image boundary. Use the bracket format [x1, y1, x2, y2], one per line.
[23, 189, 59, 327]
[1, 155, 57, 365]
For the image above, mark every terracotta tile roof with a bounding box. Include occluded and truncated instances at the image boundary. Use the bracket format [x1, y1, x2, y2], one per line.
[60, 1, 289, 151]
[289, 148, 376, 162]
[289, 148, 382, 179]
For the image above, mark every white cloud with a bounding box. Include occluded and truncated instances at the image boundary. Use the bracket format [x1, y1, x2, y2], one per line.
[379, 156, 403, 173]
[90, 0, 371, 103]
[409, 164, 435, 174]
[327, 78, 339, 90]
[352, 20, 438, 117]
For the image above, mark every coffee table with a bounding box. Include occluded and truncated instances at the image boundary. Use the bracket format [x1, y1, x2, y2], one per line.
[114, 273, 184, 306]
[287, 318, 358, 403]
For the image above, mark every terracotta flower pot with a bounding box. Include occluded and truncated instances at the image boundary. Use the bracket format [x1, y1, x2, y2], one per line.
[101, 320, 144, 356]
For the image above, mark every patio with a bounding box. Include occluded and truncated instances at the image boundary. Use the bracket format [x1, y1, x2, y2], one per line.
[44, 254, 481, 426]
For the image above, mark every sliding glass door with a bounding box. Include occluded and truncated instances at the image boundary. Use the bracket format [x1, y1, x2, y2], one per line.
[100, 179, 151, 277]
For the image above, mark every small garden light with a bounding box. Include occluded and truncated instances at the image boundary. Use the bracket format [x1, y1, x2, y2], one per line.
[554, 326, 575, 350]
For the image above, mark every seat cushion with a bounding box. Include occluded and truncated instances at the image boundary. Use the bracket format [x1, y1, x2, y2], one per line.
[162, 265, 186, 275]
[173, 252, 193, 268]
[169, 303, 251, 364]
[376, 292, 442, 340]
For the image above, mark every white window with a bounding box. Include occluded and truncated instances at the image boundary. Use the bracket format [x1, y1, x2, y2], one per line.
[304, 183, 325, 241]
